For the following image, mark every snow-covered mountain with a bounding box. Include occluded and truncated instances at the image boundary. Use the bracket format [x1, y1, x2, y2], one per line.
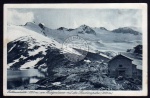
[6, 22, 142, 70]
[7, 35, 73, 73]
[127, 26, 142, 33]
[100, 27, 108, 31]
[57, 27, 68, 31]
[23, 22, 141, 51]
[75, 24, 96, 35]
[112, 27, 141, 35]
[6, 24, 87, 70]
[7, 24, 61, 70]
[7, 36, 49, 69]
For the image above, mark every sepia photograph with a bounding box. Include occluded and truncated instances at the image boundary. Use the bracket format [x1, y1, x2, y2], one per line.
[3, 4, 147, 96]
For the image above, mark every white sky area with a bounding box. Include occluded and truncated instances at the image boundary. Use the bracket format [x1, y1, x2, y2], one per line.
[7, 8, 142, 30]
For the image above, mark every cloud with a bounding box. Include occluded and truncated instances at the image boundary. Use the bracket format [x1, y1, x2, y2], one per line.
[7, 9, 141, 30]
[7, 9, 34, 25]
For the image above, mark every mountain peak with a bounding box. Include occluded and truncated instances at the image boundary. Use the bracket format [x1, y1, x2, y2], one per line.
[99, 27, 108, 31]
[125, 26, 142, 33]
[24, 22, 35, 26]
[78, 24, 92, 31]
[57, 27, 68, 30]
[38, 23, 45, 30]
[76, 24, 96, 35]
[112, 27, 141, 35]
[79, 24, 90, 28]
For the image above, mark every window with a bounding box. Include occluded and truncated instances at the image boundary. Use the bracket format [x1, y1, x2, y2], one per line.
[119, 65, 123, 67]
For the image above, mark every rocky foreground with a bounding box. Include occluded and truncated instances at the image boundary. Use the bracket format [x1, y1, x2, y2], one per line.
[13, 61, 142, 90]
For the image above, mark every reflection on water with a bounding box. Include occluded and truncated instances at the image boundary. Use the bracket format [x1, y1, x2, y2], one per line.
[7, 68, 45, 89]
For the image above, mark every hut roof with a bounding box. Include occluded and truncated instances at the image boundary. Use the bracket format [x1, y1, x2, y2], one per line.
[108, 54, 133, 63]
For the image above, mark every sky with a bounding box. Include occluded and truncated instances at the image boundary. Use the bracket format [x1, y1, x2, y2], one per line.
[7, 8, 142, 30]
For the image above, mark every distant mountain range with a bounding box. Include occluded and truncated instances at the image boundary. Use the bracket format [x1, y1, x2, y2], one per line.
[112, 27, 142, 35]
[55, 24, 142, 35]
[7, 22, 142, 70]
[25, 22, 142, 35]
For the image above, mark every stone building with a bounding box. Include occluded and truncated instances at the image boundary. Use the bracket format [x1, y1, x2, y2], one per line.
[108, 54, 142, 79]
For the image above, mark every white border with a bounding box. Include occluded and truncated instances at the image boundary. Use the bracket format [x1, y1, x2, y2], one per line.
[3, 3, 148, 96]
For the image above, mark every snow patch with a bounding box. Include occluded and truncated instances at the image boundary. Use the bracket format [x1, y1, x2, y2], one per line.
[8, 44, 16, 52]
[84, 59, 91, 63]
[20, 58, 43, 69]
[51, 82, 61, 86]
